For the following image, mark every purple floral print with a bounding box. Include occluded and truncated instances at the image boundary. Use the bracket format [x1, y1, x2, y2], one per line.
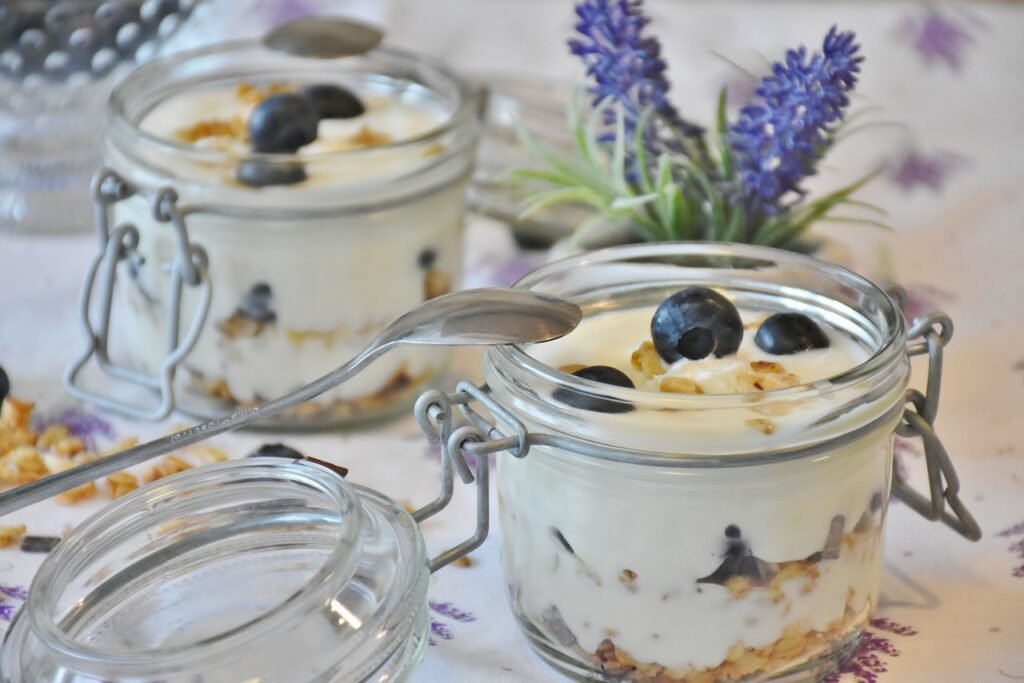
[897, 9, 985, 71]
[429, 600, 477, 645]
[33, 408, 114, 451]
[0, 585, 28, 623]
[886, 149, 967, 194]
[997, 522, 1024, 578]
[825, 617, 917, 683]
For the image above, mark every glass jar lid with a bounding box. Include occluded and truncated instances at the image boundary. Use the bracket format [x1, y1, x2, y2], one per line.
[1, 457, 429, 682]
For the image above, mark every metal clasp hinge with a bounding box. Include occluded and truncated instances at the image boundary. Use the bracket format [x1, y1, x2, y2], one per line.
[411, 381, 529, 573]
[64, 168, 212, 421]
[893, 312, 981, 541]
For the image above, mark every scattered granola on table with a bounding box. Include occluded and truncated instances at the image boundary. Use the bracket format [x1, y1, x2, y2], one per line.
[0, 395, 233, 504]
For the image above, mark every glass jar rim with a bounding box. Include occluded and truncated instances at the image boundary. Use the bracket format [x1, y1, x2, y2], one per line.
[496, 241, 907, 412]
[22, 457, 366, 673]
[107, 39, 480, 167]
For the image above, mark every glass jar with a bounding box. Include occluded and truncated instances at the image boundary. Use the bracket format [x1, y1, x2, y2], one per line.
[453, 243, 976, 682]
[64, 36, 482, 428]
[0, 457, 430, 682]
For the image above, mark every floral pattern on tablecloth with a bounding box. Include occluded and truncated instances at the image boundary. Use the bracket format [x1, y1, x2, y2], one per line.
[2, 1, 1024, 682]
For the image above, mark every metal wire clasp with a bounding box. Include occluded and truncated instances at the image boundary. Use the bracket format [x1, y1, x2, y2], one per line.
[412, 382, 529, 573]
[64, 168, 212, 421]
[892, 312, 981, 540]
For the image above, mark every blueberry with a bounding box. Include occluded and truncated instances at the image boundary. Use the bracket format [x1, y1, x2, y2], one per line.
[236, 159, 307, 188]
[650, 287, 743, 362]
[551, 527, 574, 555]
[238, 282, 275, 323]
[724, 524, 741, 539]
[249, 443, 305, 459]
[301, 84, 365, 119]
[0, 365, 8, 403]
[20, 536, 60, 554]
[247, 93, 319, 153]
[417, 248, 437, 270]
[553, 365, 635, 414]
[754, 313, 830, 355]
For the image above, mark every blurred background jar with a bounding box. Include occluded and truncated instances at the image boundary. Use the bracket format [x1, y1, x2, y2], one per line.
[67, 34, 481, 428]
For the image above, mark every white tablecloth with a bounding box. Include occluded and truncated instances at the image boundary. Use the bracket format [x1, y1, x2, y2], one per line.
[1, 2, 1023, 681]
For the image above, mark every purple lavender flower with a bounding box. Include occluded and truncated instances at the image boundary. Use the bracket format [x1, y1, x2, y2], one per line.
[729, 27, 862, 210]
[569, 0, 701, 139]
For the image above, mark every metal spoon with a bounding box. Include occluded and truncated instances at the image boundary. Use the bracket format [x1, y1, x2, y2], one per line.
[0, 288, 581, 515]
[263, 17, 384, 58]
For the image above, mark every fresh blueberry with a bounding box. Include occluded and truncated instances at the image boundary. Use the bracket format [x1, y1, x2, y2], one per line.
[0, 365, 8, 403]
[301, 83, 365, 119]
[20, 536, 60, 554]
[238, 282, 276, 323]
[650, 287, 743, 362]
[551, 527, 575, 555]
[553, 365, 635, 414]
[248, 443, 305, 459]
[754, 313, 830, 355]
[247, 93, 319, 153]
[236, 159, 307, 188]
[697, 526, 772, 586]
[417, 248, 437, 270]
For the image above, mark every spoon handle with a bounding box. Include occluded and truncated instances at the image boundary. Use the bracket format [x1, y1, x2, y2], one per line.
[0, 342, 392, 516]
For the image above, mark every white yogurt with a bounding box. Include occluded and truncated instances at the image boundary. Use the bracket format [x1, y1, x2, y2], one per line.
[492, 303, 898, 680]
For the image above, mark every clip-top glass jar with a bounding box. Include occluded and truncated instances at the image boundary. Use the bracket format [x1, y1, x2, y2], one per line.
[432, 243, 978, 682]
[64, 33, 482, 428]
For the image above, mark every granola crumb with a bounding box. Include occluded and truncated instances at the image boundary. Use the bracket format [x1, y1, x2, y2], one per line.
[37, 424, 70, 449]
[659, 376, 704, 394]
[746, 418, 776, 435]
[103, 437, 140, 456]
[559, 363, 587, 374]
[0, 524, 26, 548]
[145, 455, 193, 483]
[107, 471, 139, 500]
[52, 436, 86, 457]
[174, 117, 247, 144]
[424, 269, 451, 300]
[235, 82, 293, 105]
[193, 446, 229, 463]
[750, 361, 785, 374]
[423, 143, 446, 157]
[350, 125, 393, 147]
[455, 555, 474, 568]
[631, 341, 665, 379]
[56, 482, 97, 505]
[1, 397, 34, 430]
[1, 446, 48, 485]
